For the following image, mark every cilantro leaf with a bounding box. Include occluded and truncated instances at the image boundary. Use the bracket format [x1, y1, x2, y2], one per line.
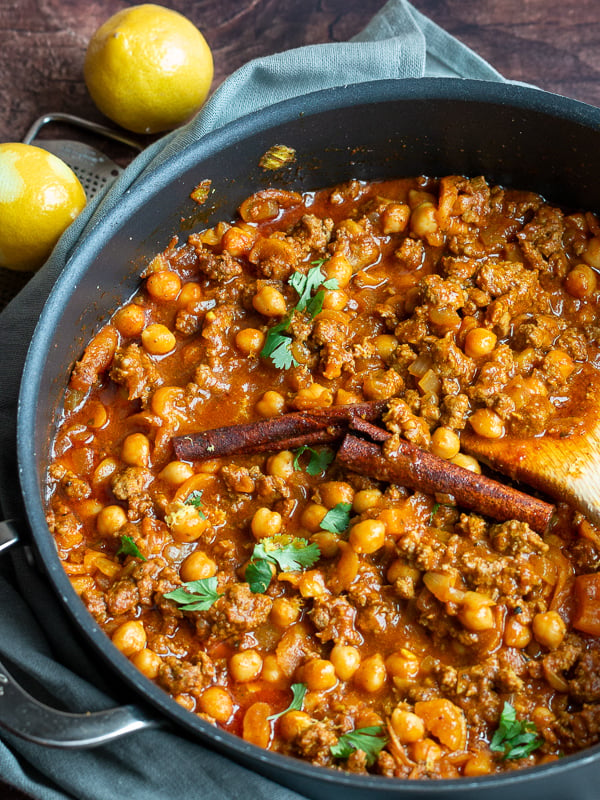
[260, 317, 298, 370]
[290, 264, 325, 312]
[490, 702, 543, 760]
[184, 490, 207, 519]
[116, 535, 146, 561]
[293, 445, 334, 476]
[245, 535, 321, 593]
[270, 336, 298, 370]
[164, 577, 222, 611]
[330, 726, 388, 766]
[245, 559, 274, 594]
[320, 502, 352, 534]
[268, 683, 308, 721]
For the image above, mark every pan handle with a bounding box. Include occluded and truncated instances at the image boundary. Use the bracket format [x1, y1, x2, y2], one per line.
[0, 657, 160, 748]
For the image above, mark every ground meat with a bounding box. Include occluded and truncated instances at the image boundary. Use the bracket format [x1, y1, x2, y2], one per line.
[294, 721, 338, 766]
[439, 393, 470, 430]
[220, 464, 256, 494]
[568, 647, 600, 703]
[310, 596, 362, 645]
[292, 214, 334, 251]
[106, 578, 140, 616]
[394, 236, 425, 270]
[383, 399, 431, 447]
[175, 308, 202, 336]
[188, 237, 243, 282]
[82, 587, 107, 624]
[206, 583, 272, 641]
[157, 653, 215, 697]
[312, 316, 354, 380]
[110, 344, 163, 405]
[490, 519, 548, 556]
[421, 274, 467, 310]
[111, 467, 154, 520]
[429, 333, 476, 383]
[513, 314, 564, 351]
[48, 464, 91, 500]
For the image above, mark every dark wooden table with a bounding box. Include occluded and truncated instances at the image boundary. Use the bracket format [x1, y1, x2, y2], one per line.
[1, 1, 600, 798]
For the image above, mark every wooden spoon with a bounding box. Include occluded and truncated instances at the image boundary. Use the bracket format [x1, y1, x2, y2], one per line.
[460, 363, 600, 526]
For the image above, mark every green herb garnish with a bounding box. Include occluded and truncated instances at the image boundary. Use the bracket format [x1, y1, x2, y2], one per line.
[320, 502, 352, 534]
[184, 490, 207, 519]
[293, 445, 335, 476]
[260, 263, 338, 370]
[245, 535, 321, 593]
[116, 535, 146, 561]
[490, 702, 543, 760]
[268, 683, 308, 721]
[164, 577, 222, 611]
[330, 725, 388, 766]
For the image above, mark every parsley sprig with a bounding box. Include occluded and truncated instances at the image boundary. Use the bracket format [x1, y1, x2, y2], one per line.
[164, 577, 223, 611]
[320, 502, 352, 534]
[490, 702, 543, 760]
[245, 535, 321, 593]
[260, 262, 338, 370]
[330, 725, 388, 766]
[116, 535, 146, 561]
[268, 682, 308, 721]
[293, 445, 334, 476]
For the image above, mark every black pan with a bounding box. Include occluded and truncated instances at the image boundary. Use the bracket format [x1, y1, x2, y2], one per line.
[8, 78, 600, 799]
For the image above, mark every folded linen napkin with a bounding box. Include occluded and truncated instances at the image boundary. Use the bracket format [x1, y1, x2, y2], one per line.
[0, 2, 503, 798]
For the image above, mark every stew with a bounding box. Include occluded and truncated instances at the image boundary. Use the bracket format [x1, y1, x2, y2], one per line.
[46, 173, 600, 779]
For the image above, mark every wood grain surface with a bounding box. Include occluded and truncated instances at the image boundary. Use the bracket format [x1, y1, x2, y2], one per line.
[1, 1, 600, 798]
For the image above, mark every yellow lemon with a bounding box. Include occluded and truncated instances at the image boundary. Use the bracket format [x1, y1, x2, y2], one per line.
[84, 4, 214, 134]
[0, 143, 87, 272]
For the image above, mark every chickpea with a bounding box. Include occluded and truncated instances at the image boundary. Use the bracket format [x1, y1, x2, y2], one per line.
[373, 334, 398, 361]
[235, 327, 266, 356]
[256, 390, 285, 418]
[464, 327, 497, 358]
[408, 189, 436, 209]
[151, 385, 184, 419]
[121, 432, 151, 467]
[430, 426, 461, 460]
[349, 519, 386, 554]
[292, 383, 333, 410]
[229, 649, 263, 682]
[450, 453, 481, 473]
[141, 323, 176, 355]
[381, 202, 410, 234]
[324, 253, 353, 288]
[410, 201, 439, 238]
[544, 349, 575, 382]
[131, 648, 162, 679]
[85, 400, 107, 429]
[319, 481, 354, 509]
[180, 550, 217, 582]
[97, 504, 127, 536]
[222, 225, 255, 256]
[198, 686, 234, 723]
[251, 507, 282, 540]
[310, 531, 340, 559]
[159, 460, 194, 486]
[300, 503, 328, 533]
[463, 750, 494, 777]
[146, 270, 181, 302]
[335, 389, 363, 405]
[113, 303, 146, 337]
[271, 597, 301, 627]
[252, 285, 287, 317]
[583, 236, 600, 268]
[468, 408, 504, 439]
[321, 289, 348, 311]
[353, 653, 387, 693]
[458, 592, 495, 631]
[167, 504, 210, 543]
[279, 710, 313, 741]
[175, 694, 195, 711]
[176, 281, 202, 308]
[352, 489, 382, 513]
[504, 616, 532, 649]
[387, 560, 420, 585]
[391, 708, 425, 744]
[532, 611, 566, 650]
[385, 649, 420, 681]
[298, 570, 328, 598]
[302, 658, 337, 692]
[112, 620, 146, 657]
[266, 450, 295, 479]
[261, 653, 285, 685]
[411, 738, 443, 763]
[330, 644, 361, 681]
[565, 263, 597, 298]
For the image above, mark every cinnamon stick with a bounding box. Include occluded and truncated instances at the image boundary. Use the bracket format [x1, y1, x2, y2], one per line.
[172, 401, 386, 461]
[337, 433, 555, 533]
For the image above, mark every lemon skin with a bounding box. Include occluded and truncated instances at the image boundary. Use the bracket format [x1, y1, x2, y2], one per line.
[84, 4, 214, 134]
[0, 143, 87, 272]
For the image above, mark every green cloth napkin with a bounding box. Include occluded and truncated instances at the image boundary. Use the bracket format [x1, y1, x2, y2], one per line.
[0, 2, 503, 798]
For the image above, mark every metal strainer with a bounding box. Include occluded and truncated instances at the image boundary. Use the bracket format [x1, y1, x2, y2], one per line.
[22, 112, 143, 200]
[0, 113, 142, 310]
